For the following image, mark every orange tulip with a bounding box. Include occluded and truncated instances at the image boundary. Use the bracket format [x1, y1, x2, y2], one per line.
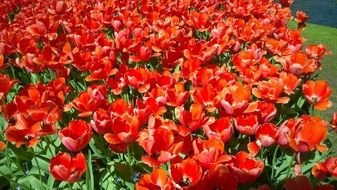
[170, 158, 202, 188]
[277, 116, 328, 152]
[302, 80, 332, 110]
[0, 141, 6, 151]
[136, 168, 174, 190]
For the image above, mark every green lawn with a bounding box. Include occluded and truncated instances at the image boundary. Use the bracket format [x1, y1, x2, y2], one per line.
[289, 22, 337, 120]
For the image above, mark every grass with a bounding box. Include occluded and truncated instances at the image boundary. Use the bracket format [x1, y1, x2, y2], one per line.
[289, 22, 337, 120]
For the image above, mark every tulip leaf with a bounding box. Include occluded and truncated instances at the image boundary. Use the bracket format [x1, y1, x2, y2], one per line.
[7, 144, 34, 161]
[114, 162, 133, 182]
[0, 114, 6, 130]
[86, 150, 95, 190]
[47, 174, 55, 189]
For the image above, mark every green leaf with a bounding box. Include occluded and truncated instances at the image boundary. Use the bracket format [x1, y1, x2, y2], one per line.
[86, 150, 95, 190]
[7, 144, 34, 161]
[0, 114, 7, 131]
[114, 163, 133, 182]
[47, 173, 55, 189]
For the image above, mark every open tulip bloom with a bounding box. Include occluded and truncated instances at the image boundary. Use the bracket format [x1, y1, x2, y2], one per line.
[1, 0, 337, 189]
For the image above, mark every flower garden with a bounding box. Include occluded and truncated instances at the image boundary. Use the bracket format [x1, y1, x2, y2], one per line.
[0, 0, 337, 189]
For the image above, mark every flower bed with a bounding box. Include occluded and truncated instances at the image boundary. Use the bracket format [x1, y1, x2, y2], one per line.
[0, 0, 336, 189]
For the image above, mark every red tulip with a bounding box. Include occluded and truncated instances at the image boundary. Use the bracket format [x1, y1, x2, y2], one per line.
[323, 157, 337, 177]
[104, 115, 140, 153]
[170, 158, 202, 188]
[282, 73, 301, 95]
[256, 123, 277, 147]
[49, 152, 86, 183]
[176, 103, 207, 132]
[252, 79, 290, 104]
[193, 85, 220, 113]
[284, 176, 312, 190]
[5, 113, 41, 148]
[192, 138, 230, 169]
[136, 168, 174, 190]
[90, 108, 112, 134]
[204, 117, 233, 143]
[59, 120, 92, 152]
[166, 82, 189, 107]
[230, 151, 264, 184]
[126, 67, 152, 93]
[129, 45, 152, 63]
[257, 102, 277, 123]
[0, 73, 17, 100]
[234, 113, 259, 135]
[248, 123, 277, 156]
[195, 164, 238, 190]
[70, 85, 108, 117]
[311, 162, 327, 180]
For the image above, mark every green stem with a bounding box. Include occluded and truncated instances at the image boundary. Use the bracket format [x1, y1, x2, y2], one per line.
[45, 136, 56, 156]
[271, 145, 279, 182]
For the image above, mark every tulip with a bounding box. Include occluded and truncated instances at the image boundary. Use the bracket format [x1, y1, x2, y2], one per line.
[302, 80, 332, 110]
[277, 116, 328, 152]
[49, 152, 86, 183]
[0, 73, 17, 100]
[59, 120, 92, 152]
[234, 113, 259, 135]
[195, 164, 238, 190]
[230, 151, 264, 184]
[136, 168, 174, 190]
[170, 158, 202, 188]
[0, 141, 6, 151]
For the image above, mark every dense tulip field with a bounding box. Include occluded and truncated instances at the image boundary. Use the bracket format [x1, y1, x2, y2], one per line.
[1, 0, 337, 189]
